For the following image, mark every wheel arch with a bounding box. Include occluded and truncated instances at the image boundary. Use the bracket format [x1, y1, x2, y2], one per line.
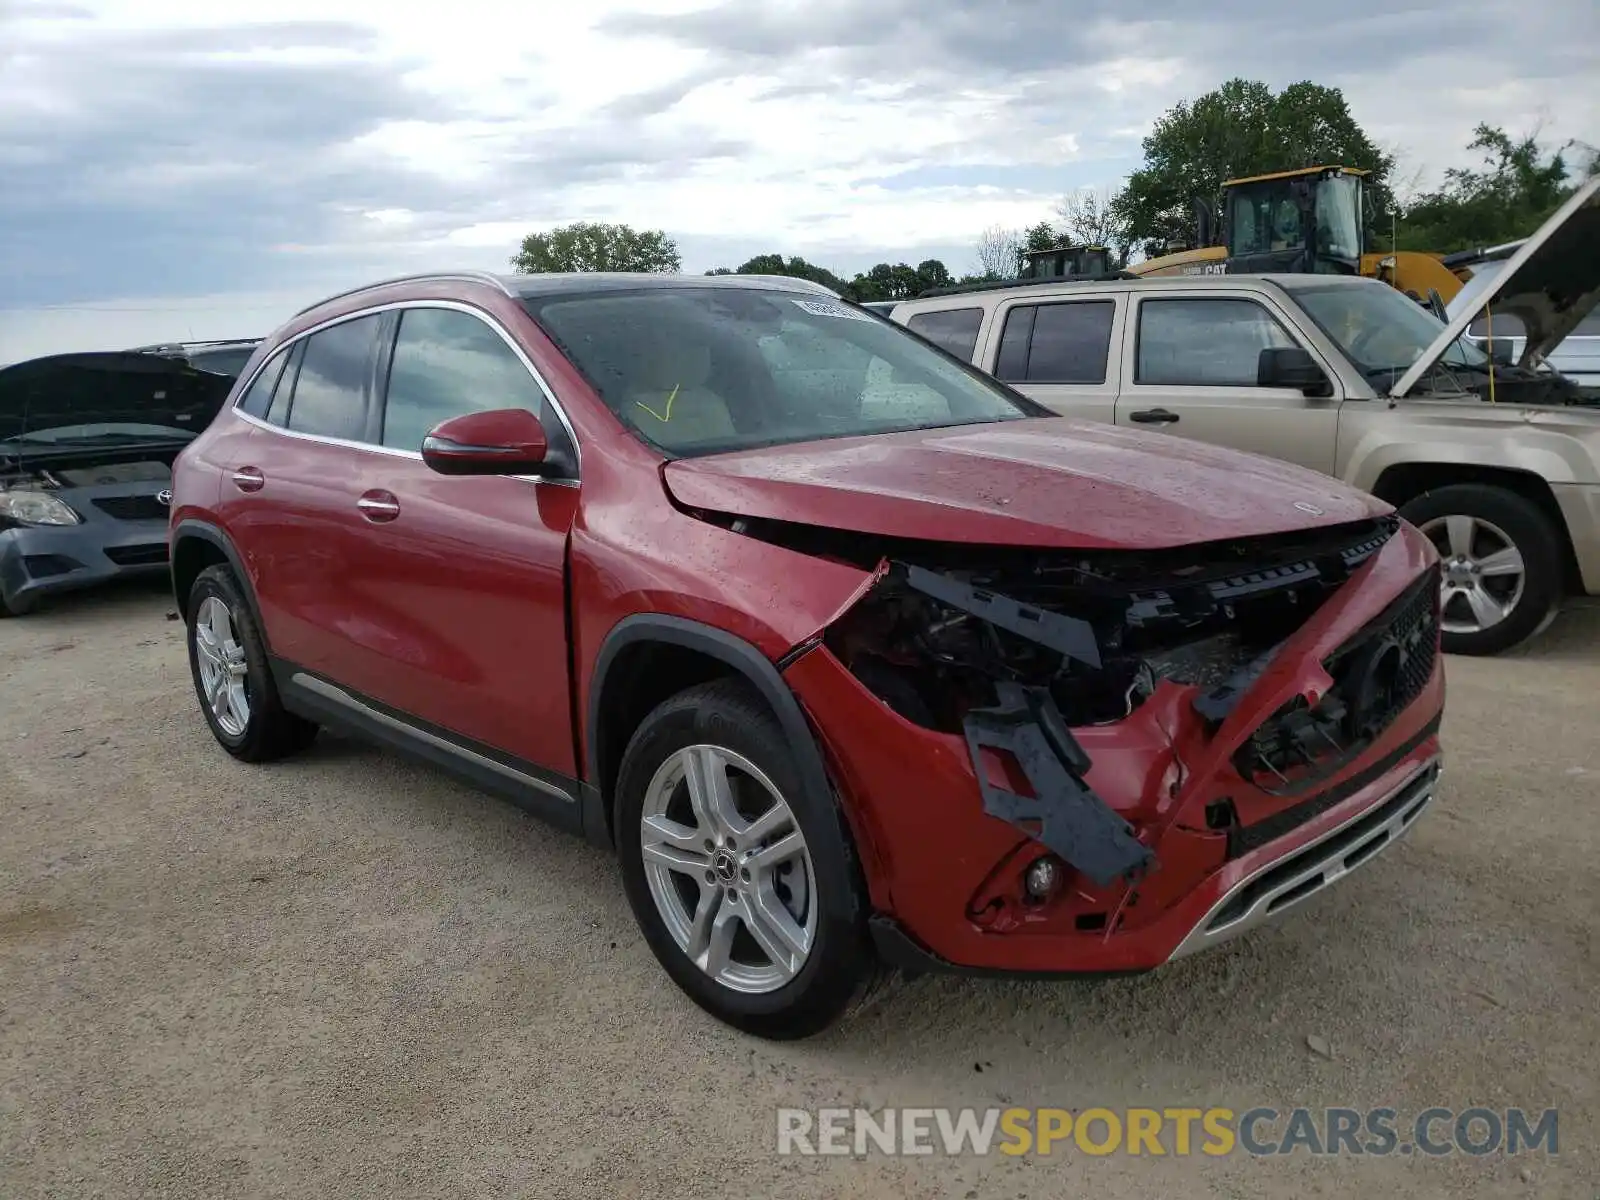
[1369, 463, 1582, 592]
[584, 615, 832, 851]
[170, 520, 269, 635]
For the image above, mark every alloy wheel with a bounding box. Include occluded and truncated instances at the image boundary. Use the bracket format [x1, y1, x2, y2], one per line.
[1418, 514, 1527, 636]
[194, 595, 252, 737]
[639, 744, 817, 994]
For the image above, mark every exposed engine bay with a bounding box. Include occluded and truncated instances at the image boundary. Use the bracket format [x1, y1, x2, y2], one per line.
[816, 515, 1400, 734]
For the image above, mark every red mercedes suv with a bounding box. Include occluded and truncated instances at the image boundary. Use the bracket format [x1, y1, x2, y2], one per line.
[169, 270, 1445, 1039]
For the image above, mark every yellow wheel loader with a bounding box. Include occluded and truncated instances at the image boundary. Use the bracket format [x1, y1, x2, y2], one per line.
[1021, 166, 1470, 305]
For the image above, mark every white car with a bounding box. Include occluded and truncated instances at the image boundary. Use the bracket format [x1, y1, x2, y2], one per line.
[1447, 246, 1600, 385]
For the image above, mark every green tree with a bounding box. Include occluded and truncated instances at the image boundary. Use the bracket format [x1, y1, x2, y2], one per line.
[1393, 125, 1591, 252]
[1055, 186, 1131, 265]
[511, 221, 680, 273]
[1114, 79, 1395, 256]
[699, 254, 954, 302]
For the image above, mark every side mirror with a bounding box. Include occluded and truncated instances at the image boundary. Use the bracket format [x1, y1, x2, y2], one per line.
[1258, 347, 1333, 397]
[421, 407, 548, 476]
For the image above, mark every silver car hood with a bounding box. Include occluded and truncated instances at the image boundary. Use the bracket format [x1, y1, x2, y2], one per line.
[1391, 175, 1600, 398]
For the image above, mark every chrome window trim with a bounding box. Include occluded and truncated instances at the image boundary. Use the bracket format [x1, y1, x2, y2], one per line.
[229, 298, 582, 486]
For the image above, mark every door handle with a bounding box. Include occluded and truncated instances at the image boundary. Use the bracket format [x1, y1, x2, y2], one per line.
[230, 466, 265, 492]
[356, 490, 401, 523]
[1128, 408, 1180, 425]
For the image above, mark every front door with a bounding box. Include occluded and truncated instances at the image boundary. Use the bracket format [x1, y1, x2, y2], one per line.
[1114, 293, 1341, 475]
[333, 303, 581, 777]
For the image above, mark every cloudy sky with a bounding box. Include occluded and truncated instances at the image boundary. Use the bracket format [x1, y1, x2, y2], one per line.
[2, 0, 1595, 360]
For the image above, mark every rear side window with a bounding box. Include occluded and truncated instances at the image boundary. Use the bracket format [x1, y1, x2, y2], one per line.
[236, 351, 287, 419]
[1136, 298, 1296, 387]
[381, 308, 547, 452]
[287, 315, 381, 441]
[905, 308, 983, 361]
[995, 301, 1115, 384]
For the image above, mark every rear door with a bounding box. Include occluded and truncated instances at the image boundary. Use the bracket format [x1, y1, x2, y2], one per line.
[1114, 291, 1341, 474]
[228, 312, 388, 675]
[982, 295, 1122, 423]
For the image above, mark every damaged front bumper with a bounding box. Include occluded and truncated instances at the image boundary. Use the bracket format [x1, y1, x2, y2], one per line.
[782, 516, 1446, 976]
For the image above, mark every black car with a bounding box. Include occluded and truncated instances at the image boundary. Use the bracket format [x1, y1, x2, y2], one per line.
[0, 352, 236, 615]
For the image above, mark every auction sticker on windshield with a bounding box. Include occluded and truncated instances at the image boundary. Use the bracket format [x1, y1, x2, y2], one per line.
[792, 299, 877, 322]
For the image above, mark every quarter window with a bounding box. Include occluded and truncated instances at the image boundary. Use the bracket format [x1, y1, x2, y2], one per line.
[381, 308, 547, 452]
[995, 301, 1115, 384]
[1136, 299, 1298, 387]
[236, 351, 287, 419]
[263, 341, 301, 427]
[905, 308, 983, 361]
[286, 315, 381, 441]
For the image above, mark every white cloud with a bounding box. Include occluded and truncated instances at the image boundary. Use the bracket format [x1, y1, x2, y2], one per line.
[2, 0, 1596, 359]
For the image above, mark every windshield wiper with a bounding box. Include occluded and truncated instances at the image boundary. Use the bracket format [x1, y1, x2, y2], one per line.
[3, 431, 194, 447]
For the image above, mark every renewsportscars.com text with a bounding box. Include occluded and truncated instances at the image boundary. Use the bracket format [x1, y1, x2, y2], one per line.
[775, 1106, 1559, 1159]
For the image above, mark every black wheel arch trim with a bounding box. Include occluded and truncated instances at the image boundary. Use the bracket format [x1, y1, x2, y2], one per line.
[170, 519, 266, 637]
[584, 614, 832, 850]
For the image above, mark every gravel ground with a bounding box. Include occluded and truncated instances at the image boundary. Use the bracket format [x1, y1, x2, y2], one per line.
[1, 578, 1596, 1199]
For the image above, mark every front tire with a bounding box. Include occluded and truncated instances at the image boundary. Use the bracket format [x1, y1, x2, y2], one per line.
[186, 564, 318, 761]
[1401, 484, 1562, 656]
[615, 678, 881, 1039]
[0, 589, 39, 617]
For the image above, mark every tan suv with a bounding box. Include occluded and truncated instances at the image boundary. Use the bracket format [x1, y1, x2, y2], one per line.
[889, 178, 1600, 656]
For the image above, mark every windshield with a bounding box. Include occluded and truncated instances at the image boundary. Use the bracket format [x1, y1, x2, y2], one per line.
[1293, 283, 1489, 377]
[1314, 175, 1363, 263]
[526, 287, 1038, 457]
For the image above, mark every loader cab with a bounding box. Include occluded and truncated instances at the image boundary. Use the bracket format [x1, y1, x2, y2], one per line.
[1222, 166, 1367, 277]
[1020, 244, 1114, 280]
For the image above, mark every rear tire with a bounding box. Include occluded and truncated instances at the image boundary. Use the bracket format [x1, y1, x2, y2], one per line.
[615, 678, 883, 1039]
[1400, 484, 1562, 656]
[186, 565, 318, 761]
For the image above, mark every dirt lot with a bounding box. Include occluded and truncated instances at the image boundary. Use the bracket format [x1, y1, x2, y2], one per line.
[1, 579, 1596, 1199]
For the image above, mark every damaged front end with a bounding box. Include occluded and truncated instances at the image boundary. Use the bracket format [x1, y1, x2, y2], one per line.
[821, 515, 1406, 874]
[761, 511, 1444, 971]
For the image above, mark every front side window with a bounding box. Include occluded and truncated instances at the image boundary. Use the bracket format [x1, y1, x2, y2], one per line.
[1136, 299, 1298, 387]
[995, 301, 1115, 384]
[527, 288, 1037, 458]
[906, 307, 983, 361]
[287, 316, 380, 441]
[382, 308, 546, 452]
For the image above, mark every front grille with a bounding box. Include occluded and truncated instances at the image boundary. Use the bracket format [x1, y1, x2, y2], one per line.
[1233, 563, 1441, 795]
[104, 544, 169, 567]
[93, 495, 168, 521]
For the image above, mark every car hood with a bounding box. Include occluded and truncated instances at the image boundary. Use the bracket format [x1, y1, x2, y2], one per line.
[661, 418, 1391, 550]
[1393, 175, 1600, 397]
[0, 351, 231, 453]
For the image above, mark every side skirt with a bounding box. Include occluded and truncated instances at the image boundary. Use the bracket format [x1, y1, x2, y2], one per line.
[274, 660, 585, 837]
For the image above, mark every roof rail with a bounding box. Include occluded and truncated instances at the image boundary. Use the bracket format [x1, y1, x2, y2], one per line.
[293, 271, 514, 317]
[913, 271, 1140, 300]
